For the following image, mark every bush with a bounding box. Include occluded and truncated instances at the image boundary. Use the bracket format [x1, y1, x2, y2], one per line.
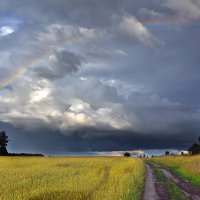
[124, 152, 131, 157]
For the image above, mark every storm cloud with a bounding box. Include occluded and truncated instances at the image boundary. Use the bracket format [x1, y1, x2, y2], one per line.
[0, 0, 200, 153]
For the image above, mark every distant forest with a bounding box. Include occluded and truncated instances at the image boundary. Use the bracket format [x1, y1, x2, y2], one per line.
[0, 130, 200, 156]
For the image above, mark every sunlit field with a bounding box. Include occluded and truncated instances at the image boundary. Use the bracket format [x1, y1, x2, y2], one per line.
[0, 157, 144, 200]
[149, 155, 200, 187]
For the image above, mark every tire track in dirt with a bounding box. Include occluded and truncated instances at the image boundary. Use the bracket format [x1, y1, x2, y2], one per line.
[161, 168, 200, 200]
[143, 164, 159, 200]
[149, 162, 200, 200]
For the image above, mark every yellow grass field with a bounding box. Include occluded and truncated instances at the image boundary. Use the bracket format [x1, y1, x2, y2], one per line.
[0, 157, 144, 200]
[149, 155, 200, 187]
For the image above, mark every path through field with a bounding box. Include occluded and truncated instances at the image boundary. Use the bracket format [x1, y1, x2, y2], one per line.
[143, 163, 200, 200]
[143, 164, 158, 200]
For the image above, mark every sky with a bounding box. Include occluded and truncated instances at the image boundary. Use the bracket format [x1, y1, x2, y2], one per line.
[0, 0, 200, 154]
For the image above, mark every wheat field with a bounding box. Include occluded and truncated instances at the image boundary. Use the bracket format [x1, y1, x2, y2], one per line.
[0, 157, 144, 200]
[149, 155, 200, 187]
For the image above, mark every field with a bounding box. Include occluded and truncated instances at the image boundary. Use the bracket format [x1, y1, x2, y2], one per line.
[149, 155, 200, 187]
[0, 157, 144, 200]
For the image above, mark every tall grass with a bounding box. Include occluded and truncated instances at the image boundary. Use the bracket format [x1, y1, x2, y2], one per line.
[0, 157, 144, 200]
[149, 155, 200, 187]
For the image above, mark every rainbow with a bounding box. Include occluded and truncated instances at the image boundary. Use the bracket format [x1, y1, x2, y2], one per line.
[0, 48, 54, 91]
[142, 16, 200, 26]
[0, 16, 199, 92]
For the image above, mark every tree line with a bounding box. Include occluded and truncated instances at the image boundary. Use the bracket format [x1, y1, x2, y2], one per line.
[0, 131, 44, 156]
[1, 130, 200, 157]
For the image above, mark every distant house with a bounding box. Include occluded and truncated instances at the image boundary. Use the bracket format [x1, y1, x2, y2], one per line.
[181, 151, 189, 155]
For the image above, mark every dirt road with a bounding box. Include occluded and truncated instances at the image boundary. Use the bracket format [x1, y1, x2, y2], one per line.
[161, 168, 200, 200]
[143, 163, 200, 200]
[143, 164, 158, 200]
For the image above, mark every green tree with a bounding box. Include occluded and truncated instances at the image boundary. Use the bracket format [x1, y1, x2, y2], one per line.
[165, 151, 170, 155]
[188, 143, 200, 155]
[124, 152, 131, 157]
[0, 131, 9, 155]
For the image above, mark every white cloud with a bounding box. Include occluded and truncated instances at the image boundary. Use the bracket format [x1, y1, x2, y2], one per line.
[30, 87, 51, 103]
[96, 150, 145, 156]
[118, 16, 162, 47]
[0, 77, 131, 132]
[137, 8, 164, 19]
[0, 73, 200, 136]
[68, 99, 91, 113]
[162, 0, 200, 19]
[61, 98, 131, 131]
[37, 24, 105, 48]
[0, 26, 14, 36]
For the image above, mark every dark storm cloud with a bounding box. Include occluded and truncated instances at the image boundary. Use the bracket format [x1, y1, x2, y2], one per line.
[0, 0, 200, 153]
[35, 51, 83, 80]
[5, 121, 198, 154]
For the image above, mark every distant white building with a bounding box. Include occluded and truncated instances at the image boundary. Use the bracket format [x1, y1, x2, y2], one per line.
[180, 150, 189, 155]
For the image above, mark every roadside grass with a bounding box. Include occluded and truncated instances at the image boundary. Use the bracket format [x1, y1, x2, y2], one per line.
[154, 167, 166, 182]
[154, 167, 188, 200]
[0, 156, 144, 200]
[167, 179, 188, 200]
[149, 155, 200, 187]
